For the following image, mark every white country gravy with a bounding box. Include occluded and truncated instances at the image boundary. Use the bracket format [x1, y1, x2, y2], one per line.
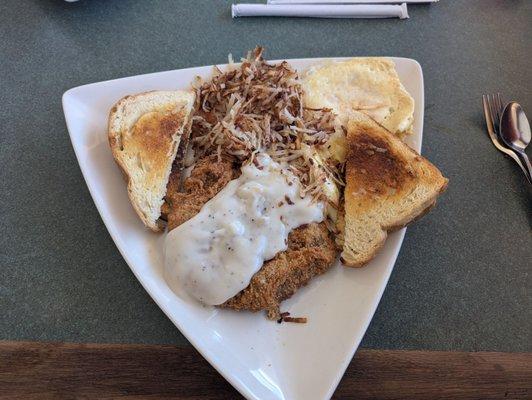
[164, 154, 324, 305]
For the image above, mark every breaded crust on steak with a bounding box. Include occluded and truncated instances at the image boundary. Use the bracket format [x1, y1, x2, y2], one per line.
[163, 155, 337, 318]
[162, 154, 240, 230]
[222, 222, 336, 319]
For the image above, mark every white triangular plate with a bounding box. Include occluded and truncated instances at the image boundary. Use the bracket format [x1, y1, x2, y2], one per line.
[63, 57, 423, 400]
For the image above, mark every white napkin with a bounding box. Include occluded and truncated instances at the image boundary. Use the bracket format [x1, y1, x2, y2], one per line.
[232, 3, 409, 19]
[268, 0, 437, 4]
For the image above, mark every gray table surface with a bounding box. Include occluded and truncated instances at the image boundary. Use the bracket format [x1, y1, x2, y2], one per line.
[1, 0, 531, 352]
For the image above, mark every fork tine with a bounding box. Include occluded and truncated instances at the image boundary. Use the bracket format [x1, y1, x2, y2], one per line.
[492, 94, 499, 132]
[488, 94, 498, 132]
[482, 94, 493, 127]
[496, 93, 504, 125]
[493, 94, 500, 131]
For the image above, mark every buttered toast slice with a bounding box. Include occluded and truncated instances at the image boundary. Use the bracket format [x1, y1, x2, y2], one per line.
[108, 90, 195, 231]
[341, 114, 448, 267]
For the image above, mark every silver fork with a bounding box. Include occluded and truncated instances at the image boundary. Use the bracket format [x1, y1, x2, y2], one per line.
[482, 94, 530, 181]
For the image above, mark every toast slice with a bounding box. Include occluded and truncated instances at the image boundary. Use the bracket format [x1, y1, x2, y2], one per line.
[108, 90, 195, 231]
[341, 113, 448, 267]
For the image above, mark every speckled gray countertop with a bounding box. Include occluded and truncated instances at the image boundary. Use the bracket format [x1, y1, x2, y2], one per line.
[1, 0, 530, 351]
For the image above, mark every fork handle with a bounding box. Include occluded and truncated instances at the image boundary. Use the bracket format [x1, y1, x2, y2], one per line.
[516, 151, 532, 184]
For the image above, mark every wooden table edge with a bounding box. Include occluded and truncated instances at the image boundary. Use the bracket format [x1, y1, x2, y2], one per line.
[1, 340, 530, 399]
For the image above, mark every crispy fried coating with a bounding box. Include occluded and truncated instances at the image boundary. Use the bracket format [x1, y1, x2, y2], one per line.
[164, 156, 337, 318]
[222, 222, 337, 319]
[163, 154, 239, 231]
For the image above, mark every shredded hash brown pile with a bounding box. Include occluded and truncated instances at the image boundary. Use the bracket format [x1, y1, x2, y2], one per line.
[190, 47, 342, 201]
